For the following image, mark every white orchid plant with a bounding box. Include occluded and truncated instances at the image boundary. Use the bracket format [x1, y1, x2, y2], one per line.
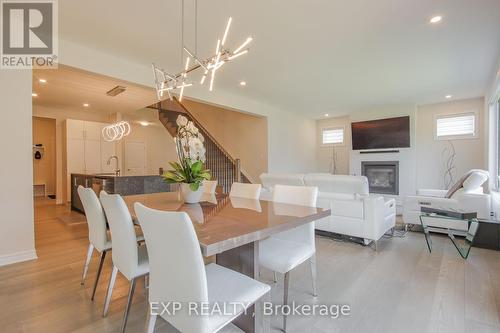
[162, 115, 211, 191]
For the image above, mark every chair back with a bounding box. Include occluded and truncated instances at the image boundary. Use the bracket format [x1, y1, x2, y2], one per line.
[134, 203, 209, 333]
[229, 182, 262, 199]
[100, 192, 139, 280]
[77, 186, 109, 251]
[272, 184, 318, 248]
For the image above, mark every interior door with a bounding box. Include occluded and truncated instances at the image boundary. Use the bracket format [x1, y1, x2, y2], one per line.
[124, 141, 146, 175]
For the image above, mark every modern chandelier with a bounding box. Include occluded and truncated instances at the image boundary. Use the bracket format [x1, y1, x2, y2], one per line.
[102, 121, 131, 142]
[152, 0, 252, 101]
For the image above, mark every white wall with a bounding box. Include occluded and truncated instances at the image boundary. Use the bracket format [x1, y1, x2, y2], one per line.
[316, 105, 417, 212]
[58, 38, 317, 174]
[316, 98, 488, 202]
[350, 105, 418, 208]
[487, 58, 500, 191]
[416, 97, 486, 190]
[120, 113, 178, 176]
[0, 70, 37, 266]
[316, 116, 351, 174]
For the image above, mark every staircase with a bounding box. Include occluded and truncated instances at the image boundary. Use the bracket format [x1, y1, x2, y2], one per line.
[148, 97, 250, 193]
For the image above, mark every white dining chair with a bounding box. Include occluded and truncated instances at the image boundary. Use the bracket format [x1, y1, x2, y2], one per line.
[229, 182, 262, 200]
[203, 180, 218, 194]
[134, 203, 271, 333]
[259, 184, 319, 332]
[100, 192, 149, 333]
[78, 186, 112, 301]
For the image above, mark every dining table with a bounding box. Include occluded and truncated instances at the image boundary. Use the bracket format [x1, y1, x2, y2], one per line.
[122, 191, 331, 333]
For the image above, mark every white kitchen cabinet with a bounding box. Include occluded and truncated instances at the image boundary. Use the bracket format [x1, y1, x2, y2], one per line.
[65, 119, 116, 201]
[84, 121, 104, 141]
[84, 139, 101, 174]
[66, 119, 85, 139]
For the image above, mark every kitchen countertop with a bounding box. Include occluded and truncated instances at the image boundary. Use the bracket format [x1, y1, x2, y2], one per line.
[72, 173, 164, 179]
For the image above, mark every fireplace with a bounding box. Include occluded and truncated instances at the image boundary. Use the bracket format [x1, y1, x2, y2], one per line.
[361, 161, 399, 195]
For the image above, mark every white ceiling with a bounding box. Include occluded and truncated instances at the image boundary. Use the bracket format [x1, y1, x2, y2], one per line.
[59, 0, 500, 118]
[33, 65, 157, 114]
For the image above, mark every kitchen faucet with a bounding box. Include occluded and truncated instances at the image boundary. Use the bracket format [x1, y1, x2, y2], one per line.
[107, 155, 120, 176]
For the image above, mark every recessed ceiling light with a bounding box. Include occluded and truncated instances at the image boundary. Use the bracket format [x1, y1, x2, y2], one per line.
[83, 103, 89, 107]
[139, 121, 149, 127]
[239, 81, 247, 86]
[38, 78, 47, 83]
[324, 113, 329, 117]
[32, 92, 38, 97]
[430, 16, 442, 24]
[445, 95, 452, 99]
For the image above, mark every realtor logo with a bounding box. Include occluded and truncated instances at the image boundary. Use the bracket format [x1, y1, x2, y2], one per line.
[1, 0, 58, 69]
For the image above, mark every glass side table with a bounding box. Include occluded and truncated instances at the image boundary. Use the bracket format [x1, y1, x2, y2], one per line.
[419, 213, 479, 259]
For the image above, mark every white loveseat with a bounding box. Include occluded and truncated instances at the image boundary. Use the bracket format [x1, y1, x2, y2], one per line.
[260, 173, 396, 246]
[403, 169, 491, 231]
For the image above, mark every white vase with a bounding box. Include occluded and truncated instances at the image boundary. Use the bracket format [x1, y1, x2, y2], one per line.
[179, 183, 203, 204]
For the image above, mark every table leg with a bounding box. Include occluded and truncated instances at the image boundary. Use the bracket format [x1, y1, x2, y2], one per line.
[216, 241, 267, 333]
[419, 215, 433, 253]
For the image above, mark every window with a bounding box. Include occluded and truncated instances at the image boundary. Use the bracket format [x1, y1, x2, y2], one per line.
[435, 113, 477, 140]
[322, 127, 344, 145]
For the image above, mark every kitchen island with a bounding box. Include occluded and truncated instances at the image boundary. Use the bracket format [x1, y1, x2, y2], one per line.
[71, 173, 171, 213]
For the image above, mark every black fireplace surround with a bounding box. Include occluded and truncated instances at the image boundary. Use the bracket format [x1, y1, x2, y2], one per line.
[361, 161, 399, 195]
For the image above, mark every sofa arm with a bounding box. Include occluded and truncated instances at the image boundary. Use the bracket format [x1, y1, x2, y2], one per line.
[404, 195, 459, 210]
[363, 196, 395, 240]
[416, 189, 448, 197]
[457, 193, 491, 219]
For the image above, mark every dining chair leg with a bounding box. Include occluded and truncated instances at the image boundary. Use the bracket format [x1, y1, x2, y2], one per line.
[273, 271, 277, 283]
[283, 271, 290, 332]
[81, 244, 94, 285]
[145, 307, 157, 333]
[91, 250, 107, 301]
[103, 265, 118, 317]
[121, 277, 137, 333]
[310, 254, 318, 297]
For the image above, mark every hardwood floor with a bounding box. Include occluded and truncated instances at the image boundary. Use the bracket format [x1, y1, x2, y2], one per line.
[1, 198, 499, 332]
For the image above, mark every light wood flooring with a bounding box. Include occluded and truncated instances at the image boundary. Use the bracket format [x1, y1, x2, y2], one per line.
[1, 198, 500, 333]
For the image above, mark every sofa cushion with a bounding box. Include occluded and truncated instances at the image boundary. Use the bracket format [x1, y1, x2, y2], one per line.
[304, 174, 369, 196]
[259, 173, 304, 190]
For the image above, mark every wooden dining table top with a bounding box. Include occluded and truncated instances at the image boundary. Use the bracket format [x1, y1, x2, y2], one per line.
[122, 191, 331, 257]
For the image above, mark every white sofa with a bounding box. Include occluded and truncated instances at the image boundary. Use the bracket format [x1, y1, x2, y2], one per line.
[403, 169, 491, 231]
[260, 173, 396, 246]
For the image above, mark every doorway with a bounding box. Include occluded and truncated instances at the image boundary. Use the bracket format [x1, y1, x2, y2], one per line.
[32, 117, 57, 199]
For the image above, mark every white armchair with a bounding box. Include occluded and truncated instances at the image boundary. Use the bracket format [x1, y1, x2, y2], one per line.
[403, 169, 491, 231]
[259, 173, 396, 247]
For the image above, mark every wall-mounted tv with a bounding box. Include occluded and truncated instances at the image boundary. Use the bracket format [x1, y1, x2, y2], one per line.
[351, 116, 410, 150]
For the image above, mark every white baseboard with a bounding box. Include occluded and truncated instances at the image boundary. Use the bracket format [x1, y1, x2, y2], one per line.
[0, 249, 38, 267]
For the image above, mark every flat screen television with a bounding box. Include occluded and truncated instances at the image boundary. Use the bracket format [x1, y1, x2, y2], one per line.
[351, 116, 410, 150]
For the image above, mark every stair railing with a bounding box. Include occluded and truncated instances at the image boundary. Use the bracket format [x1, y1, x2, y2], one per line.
[152, 98, 249, 193]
